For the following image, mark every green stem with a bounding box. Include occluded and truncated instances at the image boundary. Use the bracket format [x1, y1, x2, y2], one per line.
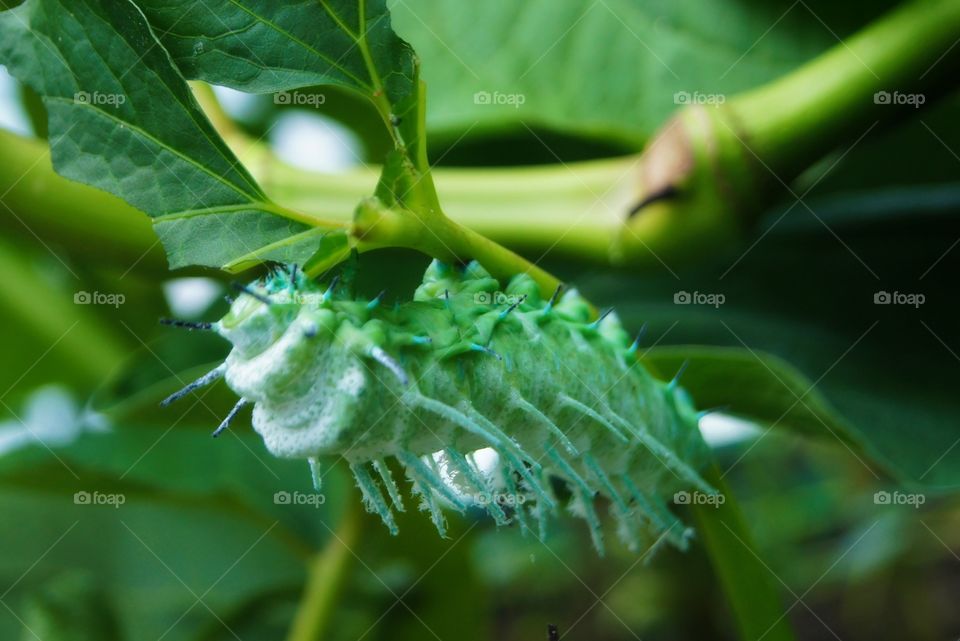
[3, 2, 957, 276]
[623, 0, 960, 263]
[286, 503, 359, 641]
[730, 0, 960, 177]
[352, 197, 565, 300]
[692, 464, 796, 641]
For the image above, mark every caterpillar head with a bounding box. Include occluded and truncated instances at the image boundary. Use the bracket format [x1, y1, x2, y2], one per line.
[215, 272, 386, 458]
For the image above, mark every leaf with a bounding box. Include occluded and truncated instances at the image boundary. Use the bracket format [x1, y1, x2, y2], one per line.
[0, 0, 340, 270]
[642, 346, 857, 445]
[136, 0, 416, 110]
[390, 0, 899, 147]
[136, 0, 430, 194]
[576, 194, 960, 491]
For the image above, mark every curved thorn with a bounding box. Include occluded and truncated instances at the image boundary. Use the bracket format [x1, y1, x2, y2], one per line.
[367, 289, 387, 310]
[470, 343, 503, 361]
[543, 284, 564, 314]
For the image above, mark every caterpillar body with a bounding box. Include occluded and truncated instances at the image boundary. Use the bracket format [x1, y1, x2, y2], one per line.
[165, 261, 714, 554]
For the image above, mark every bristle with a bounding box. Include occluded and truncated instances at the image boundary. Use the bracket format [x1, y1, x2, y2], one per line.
[406, 394, 503, 447]
[159, 318, 214, 331]
[160, 363, 226, 407]
[470, 343, 503, 361]
[498, 295, 527, 320]
[543, 284, 564, 313]
[351, 462, 397, 534]
[445, 447, 508, 525]
[512, 395, 579, 456]
[372, 458, 405, 513]
[588, 307, 614, 329]
[231, 283, 272, 305]
[558, 394, 629, 443]
[367, 289, 387, 310]
[627, 322, 648, 356]
[397, 452, 467, 511]
[322, 275, 341, 302]
[668, 360, 690, 391]
[308, 457, 322, 492]
[212, 398, 248, 438]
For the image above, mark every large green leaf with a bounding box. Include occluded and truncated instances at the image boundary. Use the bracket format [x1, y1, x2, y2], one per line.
[137, 0, 416, 109]
[0, 0, 340, 270]
[391, 0, 899, 147]
[573, 190, 960, 491]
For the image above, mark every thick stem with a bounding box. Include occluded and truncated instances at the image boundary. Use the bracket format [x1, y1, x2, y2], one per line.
[352, 197, 567, 300]
[730, 0, 960, 177]
[624, 0, 960, 263]
[286, 503, 359, 641]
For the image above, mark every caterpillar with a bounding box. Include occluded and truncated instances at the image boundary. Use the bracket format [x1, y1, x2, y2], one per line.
[162, 260, 714, 554]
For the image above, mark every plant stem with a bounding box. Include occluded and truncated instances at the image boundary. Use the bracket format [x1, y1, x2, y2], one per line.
[286, 503, 359, 641]
[731, 0, 960, 178]
[624, 0, 960, 263]
[691, 464, 796, 641]
[3, 2, 957, 276]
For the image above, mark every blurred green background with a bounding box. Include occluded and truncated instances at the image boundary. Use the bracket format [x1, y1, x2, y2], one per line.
[1, 0, 959, 639]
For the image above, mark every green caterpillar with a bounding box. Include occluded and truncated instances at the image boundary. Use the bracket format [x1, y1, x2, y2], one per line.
[163, 261, 713, 554]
